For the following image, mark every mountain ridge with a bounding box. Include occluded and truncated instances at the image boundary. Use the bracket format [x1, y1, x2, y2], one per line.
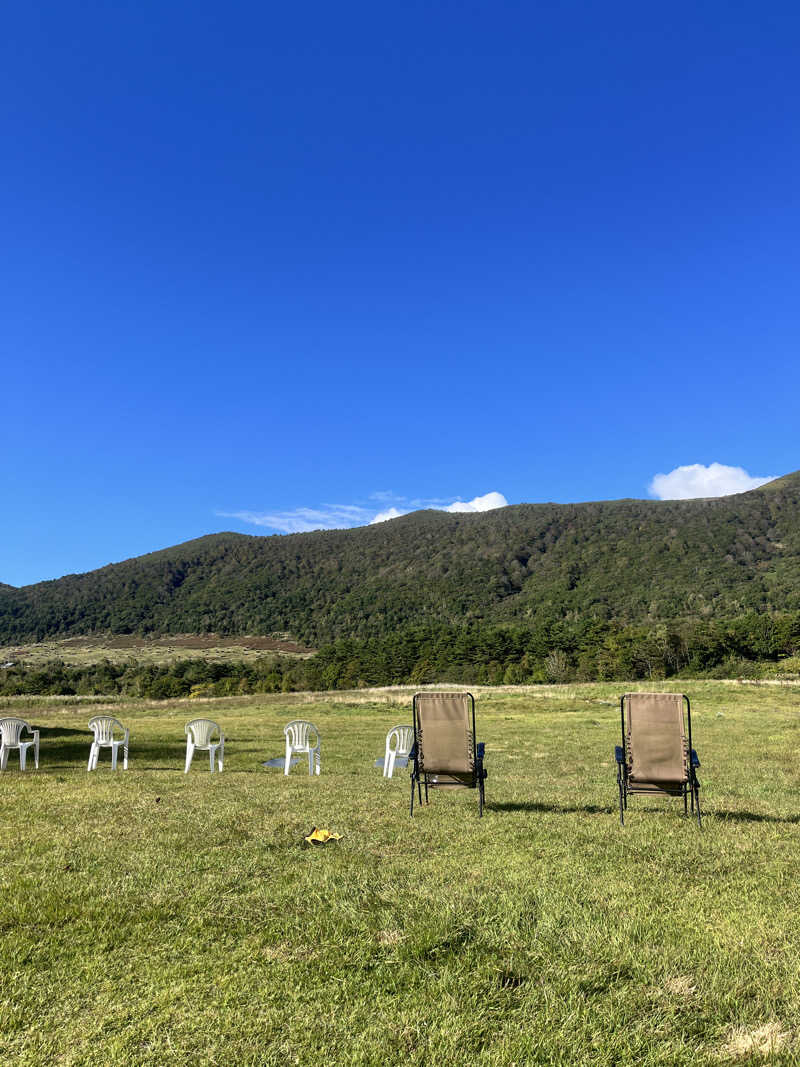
[2, 472, 798, 645]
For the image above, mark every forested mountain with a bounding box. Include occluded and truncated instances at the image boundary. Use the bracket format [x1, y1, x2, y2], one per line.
[2, 472, 800, 647]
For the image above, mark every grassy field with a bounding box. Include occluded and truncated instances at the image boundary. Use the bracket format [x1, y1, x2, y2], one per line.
[2, 681, 800, 1065]
[0, 634, 313, 668]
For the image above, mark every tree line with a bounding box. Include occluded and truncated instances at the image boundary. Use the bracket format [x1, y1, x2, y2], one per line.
[3, 612, 799, 698]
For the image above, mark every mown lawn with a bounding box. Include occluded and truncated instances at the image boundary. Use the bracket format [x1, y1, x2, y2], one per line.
[2, 681, 800, 1065]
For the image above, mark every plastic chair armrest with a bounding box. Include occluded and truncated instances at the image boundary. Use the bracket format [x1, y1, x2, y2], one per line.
[615, 745, 625, 764]
[690, 749, 700, 768]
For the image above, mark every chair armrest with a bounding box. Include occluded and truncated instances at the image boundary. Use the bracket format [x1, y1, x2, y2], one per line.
[476, 742, 485, 760]
[615, 745, 625, 764]
[690, 749, 700, 768]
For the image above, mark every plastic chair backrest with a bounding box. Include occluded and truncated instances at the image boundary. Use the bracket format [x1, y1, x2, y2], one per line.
[0, 718, 30, 745]
[186, 719, 220, 747]
[284, 720, 318, 749]
[89, 716, 125, 744]
[387, 725, 413, 755]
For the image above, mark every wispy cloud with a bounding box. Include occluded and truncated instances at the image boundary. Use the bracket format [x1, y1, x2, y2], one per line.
[649, 463, 776, 500]
[219, 490, 509, 533]
[219, 505, 374, 534]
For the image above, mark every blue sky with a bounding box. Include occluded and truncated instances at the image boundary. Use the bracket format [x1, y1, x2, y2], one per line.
[2, 2, 798, 587]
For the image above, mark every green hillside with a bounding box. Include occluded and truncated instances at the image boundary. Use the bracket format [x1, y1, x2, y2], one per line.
[2, 472, 800, 647]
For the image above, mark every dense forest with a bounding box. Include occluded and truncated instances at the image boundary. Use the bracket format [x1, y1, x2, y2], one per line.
[2, 472, 800, 692]
[2, 472, 800, 644]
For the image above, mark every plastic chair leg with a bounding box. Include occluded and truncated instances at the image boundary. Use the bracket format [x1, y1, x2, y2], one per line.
[19, 746, 27, 772]
[386, 750, 396, 779]
[209, 746, 216, 773]
[111, 744, 119, 771]
[0, 745, 6, 771]
[88, 744, 96, 772]
[185, 741, 194, 773]
[308, 751, 314, 776]
[284, 742, 292, 775]
[315, 751, 320, 776]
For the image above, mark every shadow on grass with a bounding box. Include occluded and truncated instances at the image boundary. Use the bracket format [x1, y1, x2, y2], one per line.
[487, 801, 613, 815]
[711, 808, 800, 824]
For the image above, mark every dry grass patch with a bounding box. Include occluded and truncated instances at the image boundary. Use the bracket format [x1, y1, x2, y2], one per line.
[663, 975, 697, 996]
[718, 1022, 793, 1060]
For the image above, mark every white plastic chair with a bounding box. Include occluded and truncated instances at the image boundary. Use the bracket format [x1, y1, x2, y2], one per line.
[88, 715, 129, 771]
[383, 724, 413, 779]
[0, 717, 40, 771]
[283, 720, 320, 776]
[185, 719, 225, 773]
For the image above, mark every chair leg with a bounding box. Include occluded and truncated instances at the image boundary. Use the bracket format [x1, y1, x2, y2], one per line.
[209, 746, 216, 773]
[123, 743, 128, 771]
[284, 742, 292, 775]
[19, 746, 27, 772]
[315, 750, 320, 776]
[386, 750, 396, 779]
[218, 738, 224, 773]
[410, 773, 415, 816]
[308, 750, 314, 776]
[111, 745, 119, 772]
[88, 744, 96, 772]
[0, 745, 7, 771]
[694, 779, 702, 827]
[185, 741, 194, 774]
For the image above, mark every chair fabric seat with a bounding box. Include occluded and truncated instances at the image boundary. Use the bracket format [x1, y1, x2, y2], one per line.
[410, 693, 485, 816]
[616, 692, 701, 825]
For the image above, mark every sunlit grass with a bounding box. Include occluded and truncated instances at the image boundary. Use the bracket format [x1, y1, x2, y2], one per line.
[2, 681, 800, 1064]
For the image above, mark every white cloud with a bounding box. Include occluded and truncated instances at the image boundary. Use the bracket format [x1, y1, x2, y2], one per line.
[649, 463, 776, 500]
[220, 489, 509, 533]
[370, 507, 406, 524]
[443, 491, 508, 513]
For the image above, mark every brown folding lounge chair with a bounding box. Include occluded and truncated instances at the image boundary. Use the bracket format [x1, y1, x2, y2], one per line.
[615, 692, 701, 826]
[409, 692, 486, 817]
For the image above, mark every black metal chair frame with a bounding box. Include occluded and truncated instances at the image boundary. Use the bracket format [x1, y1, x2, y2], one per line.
[615, 693, 701, 827]
[409, 692, 486, 817]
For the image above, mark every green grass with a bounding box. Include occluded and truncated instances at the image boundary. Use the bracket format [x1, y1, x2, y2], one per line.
[2, 681, 800, 1065]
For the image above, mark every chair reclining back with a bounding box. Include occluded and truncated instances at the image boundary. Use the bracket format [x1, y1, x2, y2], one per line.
[186, 719, 219, 748]
[414, 693, 475, 785]
[625, 693, 688, 792]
